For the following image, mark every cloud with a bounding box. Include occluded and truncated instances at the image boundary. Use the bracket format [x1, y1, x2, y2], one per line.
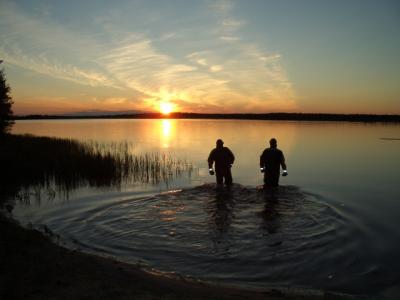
[93, 97, 129, 105]
[0, 45, 115, 88]
[196, 59, 208, 66]
[220, 36, 241, 42]
[99, 38, 235, 112]
[1, 1, 296, 113]
[210, 65, 223, 72]
[222, 19, 245, 29]
[159, 32, 182, 41]
[209, 0, 234, 13]
[0, 2, 119, 89]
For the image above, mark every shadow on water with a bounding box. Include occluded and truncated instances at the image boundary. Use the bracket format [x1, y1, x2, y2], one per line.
[259, 189, 281, 235]
[0, 134, 193, 208]
[200, 185, 304, 255]
[204, 187, 235, 253]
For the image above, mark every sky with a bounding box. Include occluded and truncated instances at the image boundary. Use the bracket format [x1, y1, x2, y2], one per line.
[0, 0, 399, 115]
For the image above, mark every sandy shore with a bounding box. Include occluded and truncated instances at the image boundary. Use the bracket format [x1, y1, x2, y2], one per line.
[0, 213, 357, 300]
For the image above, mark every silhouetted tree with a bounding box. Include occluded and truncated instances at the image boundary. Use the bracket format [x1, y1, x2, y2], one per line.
[0, 60, 14, 134]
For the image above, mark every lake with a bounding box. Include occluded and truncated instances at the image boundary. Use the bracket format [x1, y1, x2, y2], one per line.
[10, 119, 400, 297]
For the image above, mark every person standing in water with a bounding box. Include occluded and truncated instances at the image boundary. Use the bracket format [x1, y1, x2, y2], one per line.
[208, 139, 235, 187]
[260, 138, 287, 187]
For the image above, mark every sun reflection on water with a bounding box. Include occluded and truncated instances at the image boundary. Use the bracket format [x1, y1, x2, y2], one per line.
[161, 119, 173, 148]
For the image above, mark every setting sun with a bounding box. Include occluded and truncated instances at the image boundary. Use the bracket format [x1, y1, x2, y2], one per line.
[160, 102, 174, 115]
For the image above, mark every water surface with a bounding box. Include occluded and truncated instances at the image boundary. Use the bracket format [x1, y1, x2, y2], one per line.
[11, 119, 400, 297]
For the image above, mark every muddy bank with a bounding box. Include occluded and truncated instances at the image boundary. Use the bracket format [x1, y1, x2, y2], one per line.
[0, 213, 358, 300]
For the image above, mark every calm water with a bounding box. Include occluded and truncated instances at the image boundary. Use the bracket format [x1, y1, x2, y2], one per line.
[10, 119, 400, 297]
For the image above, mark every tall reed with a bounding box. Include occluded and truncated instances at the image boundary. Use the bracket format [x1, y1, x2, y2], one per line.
[0, 134, 193, 205]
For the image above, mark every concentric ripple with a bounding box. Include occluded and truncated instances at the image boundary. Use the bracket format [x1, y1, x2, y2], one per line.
[13, 184, 390, 294]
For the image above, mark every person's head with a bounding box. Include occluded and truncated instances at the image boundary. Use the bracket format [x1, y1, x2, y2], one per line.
[216, 139, 224, 148]
[269, 138, 277, 148]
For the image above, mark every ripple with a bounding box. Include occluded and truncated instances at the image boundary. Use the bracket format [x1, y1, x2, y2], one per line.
[13, 184, 384, 294]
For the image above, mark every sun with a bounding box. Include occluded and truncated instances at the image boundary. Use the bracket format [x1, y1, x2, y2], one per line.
[160, 102, 174, 115]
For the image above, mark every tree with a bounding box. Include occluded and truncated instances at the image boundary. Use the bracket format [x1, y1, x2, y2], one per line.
[0, 60, 14, 134]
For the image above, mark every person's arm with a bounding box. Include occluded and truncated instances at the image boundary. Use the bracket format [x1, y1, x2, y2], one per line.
[280, 151, 287, 176]
[260, 151, 265, 168]
[280, 152, 287, 170]
[227, 148, 235, 165]
[207, 150, 215, 169]
[259, 151, 266, 172]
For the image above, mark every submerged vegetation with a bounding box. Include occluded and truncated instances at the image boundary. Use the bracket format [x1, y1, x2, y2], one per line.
[0, 134, 192, 205]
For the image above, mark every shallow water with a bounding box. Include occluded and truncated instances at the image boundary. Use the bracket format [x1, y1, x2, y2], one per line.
[10, 119, 400, 297]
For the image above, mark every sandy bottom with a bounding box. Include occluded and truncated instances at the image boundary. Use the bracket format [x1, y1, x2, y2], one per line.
[0, 213, 356, 300]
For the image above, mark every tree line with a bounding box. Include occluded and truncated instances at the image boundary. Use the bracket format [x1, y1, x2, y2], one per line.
[0, 60, 14, 134]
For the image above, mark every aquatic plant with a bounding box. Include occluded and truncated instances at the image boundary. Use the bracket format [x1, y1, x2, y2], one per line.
[0, 134, 193, 205]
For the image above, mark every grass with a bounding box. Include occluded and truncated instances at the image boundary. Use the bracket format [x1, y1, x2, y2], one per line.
[0, 134, 192, 205]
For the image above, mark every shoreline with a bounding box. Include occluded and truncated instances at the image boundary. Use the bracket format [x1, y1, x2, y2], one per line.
[0, 213, 357, 300]
[12, 112, 400, 123]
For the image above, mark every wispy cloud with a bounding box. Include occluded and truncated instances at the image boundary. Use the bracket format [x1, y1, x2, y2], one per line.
[222, 19, 245, 29]
[0, 2, 119, 89]
[209, 0, 234, 14]
[1, 1, 296, 113]
[0, 47, 113, 87]
[210, 65, 223, 72]
[219, 36, 241, 42]
[159, 32, 182, 41]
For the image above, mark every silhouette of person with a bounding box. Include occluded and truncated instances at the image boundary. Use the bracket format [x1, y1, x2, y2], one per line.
[260, 138, 287, 187]
[208, 139, 235, 187]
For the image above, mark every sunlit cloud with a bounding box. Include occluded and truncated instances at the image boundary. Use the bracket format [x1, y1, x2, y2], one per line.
[13, 96, 88, 115]
[196, 59, 208, 66]
[1, 0, 296, 114]
[93, 97, 129, 105]
[210, 65, 223, 72]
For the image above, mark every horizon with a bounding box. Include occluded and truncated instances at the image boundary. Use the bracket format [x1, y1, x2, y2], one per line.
[1, 0, 400, 115]
[12, 111, 400, 122]
[10, 109, 400, 118]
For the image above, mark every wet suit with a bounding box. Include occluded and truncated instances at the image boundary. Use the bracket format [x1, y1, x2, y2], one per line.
[208, 147, 235, 186]
[260, 147, 286, 187]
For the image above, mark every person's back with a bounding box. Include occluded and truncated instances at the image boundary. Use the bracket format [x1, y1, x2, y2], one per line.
[260, 147, 284, 173]
[209, 147, 234, 169]
[208, 139, 235, 186]
[260, 138, 287, 187]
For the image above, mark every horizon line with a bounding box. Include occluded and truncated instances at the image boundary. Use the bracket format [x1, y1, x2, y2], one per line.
[11, 112, 400, 123]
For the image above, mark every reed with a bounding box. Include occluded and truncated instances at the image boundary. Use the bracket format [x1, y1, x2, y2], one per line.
[0, 134, 193, 204]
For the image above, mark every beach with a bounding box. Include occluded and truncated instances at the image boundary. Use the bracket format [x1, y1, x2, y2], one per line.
[0, 213, 355, 300]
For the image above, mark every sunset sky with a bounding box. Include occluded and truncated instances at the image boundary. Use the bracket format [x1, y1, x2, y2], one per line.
[1, 0, 399, 115]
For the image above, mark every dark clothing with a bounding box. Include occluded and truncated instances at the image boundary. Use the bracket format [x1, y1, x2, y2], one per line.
[260, 147, 286, 187]
[216, 167, 233, 186]
[208, 147, 235, 186]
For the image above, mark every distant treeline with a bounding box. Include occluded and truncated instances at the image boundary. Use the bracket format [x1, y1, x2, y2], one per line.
[12, 112, 400, 122]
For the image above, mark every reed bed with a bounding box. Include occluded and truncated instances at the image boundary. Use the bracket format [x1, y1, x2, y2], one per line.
[0, 134, 193, 205]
